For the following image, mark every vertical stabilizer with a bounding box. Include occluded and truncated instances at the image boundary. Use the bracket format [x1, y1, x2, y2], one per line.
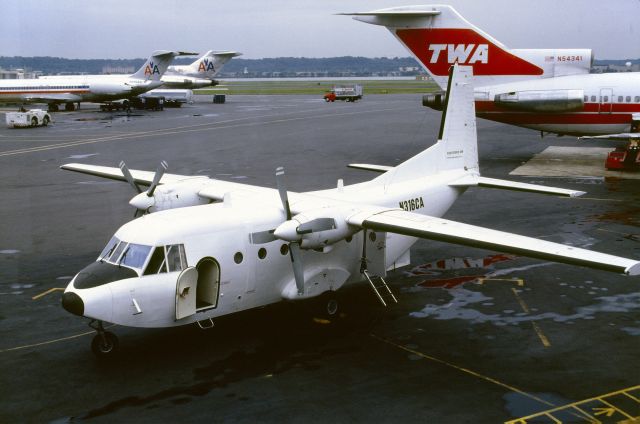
[131, 51, 180, 81]
[373, 64, 478, 185]
[342, 5, 542, 88]
[181, 51, 242, 78]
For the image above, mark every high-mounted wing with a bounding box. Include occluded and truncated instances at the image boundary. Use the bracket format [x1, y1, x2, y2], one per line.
[347, 208, 640, 275]
[579, 133, 640, 141]
[61, 163, 194, 187]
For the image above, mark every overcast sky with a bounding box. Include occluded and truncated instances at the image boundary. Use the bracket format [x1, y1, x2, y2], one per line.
[2, 0, 638, 60]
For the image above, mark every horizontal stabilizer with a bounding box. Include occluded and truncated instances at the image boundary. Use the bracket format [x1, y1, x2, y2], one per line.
[348, 209, 640, 275]
[347, 163, 393, 173]
[451, 175, 585, 197]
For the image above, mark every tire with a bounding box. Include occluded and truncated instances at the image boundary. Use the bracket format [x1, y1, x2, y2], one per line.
[91, 331, 119, 357]
[65, 102, 75, 112]
[30, 117, 38, 127]
[318, 292, 340, 321]
[43, 116, 50, 126]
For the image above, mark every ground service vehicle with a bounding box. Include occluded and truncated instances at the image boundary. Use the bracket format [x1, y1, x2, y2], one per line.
[5, 109, 51, 128]
[139, 89, 193, 107]
[324, 84, 363, 102]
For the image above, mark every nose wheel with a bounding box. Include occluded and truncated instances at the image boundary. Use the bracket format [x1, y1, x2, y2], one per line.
[89, 320, 119, 357]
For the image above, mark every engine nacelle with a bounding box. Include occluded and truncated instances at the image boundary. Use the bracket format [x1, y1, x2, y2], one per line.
[494, 89, 584, 113]
[129, 179, 212, 213]
[274, 208, 356, 250]
[422, 91, 445, 111]
[512, 49, 593, 77]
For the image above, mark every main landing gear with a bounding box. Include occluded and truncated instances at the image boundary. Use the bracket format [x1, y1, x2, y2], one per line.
[89, 320, 119, 357]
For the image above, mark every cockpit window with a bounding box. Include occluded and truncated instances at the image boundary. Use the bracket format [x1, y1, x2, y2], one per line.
[119, 243, 152, 270]
[97, 237, 153, 273]
[144, 247, 167, 275]
[99, 236, 120, 261]
[143, 244, 187, 275]
[167, 244, 187, 272]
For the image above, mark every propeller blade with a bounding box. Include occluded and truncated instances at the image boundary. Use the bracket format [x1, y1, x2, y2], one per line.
[119, 161, 142, 194]
[297, 218, 336, 235]
[275, 166, 292, 220]
[250, 229, 277, 244]
[147, 161, 168, 197]
[289, 243, 305, 295]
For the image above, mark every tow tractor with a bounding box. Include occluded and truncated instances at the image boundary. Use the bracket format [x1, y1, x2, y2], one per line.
[5, 109, 51, 128]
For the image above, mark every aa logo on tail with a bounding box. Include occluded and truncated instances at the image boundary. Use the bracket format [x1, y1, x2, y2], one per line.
[144, 61, 160, 76]
[198, 59, 215, 73]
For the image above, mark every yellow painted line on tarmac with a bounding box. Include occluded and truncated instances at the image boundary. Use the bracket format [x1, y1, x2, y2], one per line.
[371, 333, 556, 408]
[511, 288, 551, 348]
[0, 324, 117, 354]
[506, 385, 640, 424]
[32, 287, 64, 300]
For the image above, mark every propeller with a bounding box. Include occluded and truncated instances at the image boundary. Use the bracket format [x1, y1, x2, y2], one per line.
[119, 161, 141, 194]
[275, 166, 305, 295]
[120, 160, 168, 217]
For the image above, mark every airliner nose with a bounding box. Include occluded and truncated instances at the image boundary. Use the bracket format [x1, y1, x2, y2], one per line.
[62, 292, 84, 316]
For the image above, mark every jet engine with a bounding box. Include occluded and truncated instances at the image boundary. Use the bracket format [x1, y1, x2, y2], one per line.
[422, 91, 446, 111]
[494, 89, 584, 113]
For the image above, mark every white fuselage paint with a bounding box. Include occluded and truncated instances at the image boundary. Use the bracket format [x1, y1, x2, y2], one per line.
[64, 169, 467, 328]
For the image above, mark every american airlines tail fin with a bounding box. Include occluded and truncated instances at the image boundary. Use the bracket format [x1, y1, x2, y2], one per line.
[373, 64, 478, 186]
[342, 5, 591, 89]
[181, 50, 242, 78]
[131, 50, 181, 81]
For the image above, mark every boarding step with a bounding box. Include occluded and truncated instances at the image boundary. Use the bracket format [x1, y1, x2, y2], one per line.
[362, 270, 398, 307]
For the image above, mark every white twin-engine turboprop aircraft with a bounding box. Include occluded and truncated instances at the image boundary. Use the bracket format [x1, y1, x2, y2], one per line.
[61, 66, 639, 356]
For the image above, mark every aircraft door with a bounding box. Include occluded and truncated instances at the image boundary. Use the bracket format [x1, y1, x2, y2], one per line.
[365, 231, 387, 277]
[599, 88, 613, 114]
[175, 267, 198, 320]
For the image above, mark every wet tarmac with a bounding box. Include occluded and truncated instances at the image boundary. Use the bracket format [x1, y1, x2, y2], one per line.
[0, 95, 638, 423]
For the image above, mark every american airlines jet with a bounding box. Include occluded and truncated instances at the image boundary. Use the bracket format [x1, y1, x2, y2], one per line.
[344, 5, 640, 140]
[161, 50, 242, 89]
[0, 50, 182, 111]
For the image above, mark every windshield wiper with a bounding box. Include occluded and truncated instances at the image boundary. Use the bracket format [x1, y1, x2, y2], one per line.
[119, 246, 130, 268]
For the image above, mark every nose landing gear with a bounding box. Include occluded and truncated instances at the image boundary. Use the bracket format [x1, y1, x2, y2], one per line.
[89, 320, 119, 357]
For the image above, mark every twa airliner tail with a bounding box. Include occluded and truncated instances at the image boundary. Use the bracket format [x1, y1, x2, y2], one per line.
[342, 5, 592, 88]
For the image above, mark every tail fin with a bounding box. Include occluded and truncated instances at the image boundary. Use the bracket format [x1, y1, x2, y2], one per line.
[131, 50, 180, 81]
[343, 5, 543, 88]
[373, 64, 478, 185]
[183, 50, 242, 78]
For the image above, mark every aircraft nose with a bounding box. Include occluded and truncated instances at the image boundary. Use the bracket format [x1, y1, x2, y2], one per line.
[62, 292, 84, 316]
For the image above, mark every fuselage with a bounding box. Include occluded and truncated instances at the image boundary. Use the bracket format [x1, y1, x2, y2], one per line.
[0, 75, 162, 104]
[475, 72, 640, 136]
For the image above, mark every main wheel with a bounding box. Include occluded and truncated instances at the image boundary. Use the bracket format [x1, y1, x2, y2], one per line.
[65, 102, 75, 111]
[91, 331, 119, 357]
[43, 116, 50, 126]
[317, 292, 340, 321]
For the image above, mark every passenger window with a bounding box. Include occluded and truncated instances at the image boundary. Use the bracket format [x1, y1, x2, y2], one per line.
[590, 95, 596, 102]
[618, 96, 623, 102]
[635, 96, 640, 103]
[583, 95, 588, 102]
[144, 247, 167, 275]
[604, 95, 609, 102]
[166, 244, 186, 272]
[626, 96, 631, 102]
